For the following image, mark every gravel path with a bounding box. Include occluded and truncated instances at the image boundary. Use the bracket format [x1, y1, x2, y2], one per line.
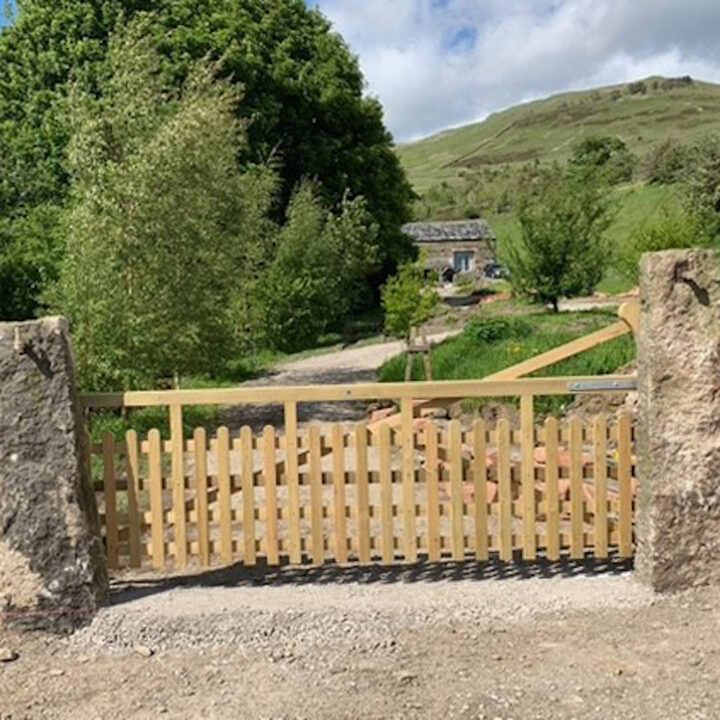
[221, 331, 459, 428]
[70, 570, 652, 655]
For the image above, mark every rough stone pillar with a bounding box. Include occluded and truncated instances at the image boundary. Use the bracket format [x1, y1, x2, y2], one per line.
[0, 317, 108, 632]
[636, 249, 720, 592]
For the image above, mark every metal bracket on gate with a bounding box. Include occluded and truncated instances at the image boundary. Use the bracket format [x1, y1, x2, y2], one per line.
[567, 379, 638, 393]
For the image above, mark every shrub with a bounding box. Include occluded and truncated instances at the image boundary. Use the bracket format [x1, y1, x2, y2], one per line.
[464, 316, 531, 344]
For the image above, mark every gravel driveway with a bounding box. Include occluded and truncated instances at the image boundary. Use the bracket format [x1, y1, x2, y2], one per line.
[221, 331, 459, 429]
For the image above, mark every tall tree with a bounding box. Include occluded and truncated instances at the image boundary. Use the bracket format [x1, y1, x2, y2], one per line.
[0, 0, 414, 319]
[51, 30, 271, 390]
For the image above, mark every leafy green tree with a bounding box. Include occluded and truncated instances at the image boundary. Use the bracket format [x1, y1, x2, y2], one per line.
[255, 183, 380, 353]
[569, 136, 636, 184]
[0, 0, 414, 318]
[505, 167, 613, 311]
[51, 30, 271, 390]
[683, 135, 720, 240]
[382, 258, 438, 343]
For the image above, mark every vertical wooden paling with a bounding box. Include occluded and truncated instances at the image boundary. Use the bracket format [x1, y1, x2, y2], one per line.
[472, 420, 489, 562]
[618, 412, 633, 558]
[125, 430, 142, 568]
[148, 429, 165, 570]
[497, 419, 512, 562]
[309, 424, 324, 565]
[331, 424, 348, 564]
[379, 424, 394, 564]
[449, 420, 465, 561]
[472, 419, 488, 561]
[241, 426, 256, 566]
[544, 417, 560, 561]
[193, 428, 210, 567]
[569, 416, 584, 560]
[355, 423, 371, 563]
[425, 421, 441, 562]
[400, 398, 417, 563]
[520, 395, 537, 561]
[263, 426, 279, 565]
[284, 401, 302, 564]
[102, 433, 119, 570]
[593, 414, 608, 559]
[217, 427, 233, 566]
[170, 403, 187, 568]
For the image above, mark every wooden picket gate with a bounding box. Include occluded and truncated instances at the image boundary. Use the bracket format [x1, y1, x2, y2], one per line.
[85, 377, 637, 573]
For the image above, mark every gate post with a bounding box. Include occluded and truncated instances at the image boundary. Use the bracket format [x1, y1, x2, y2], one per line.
[0, 317, 108, 631]
[636, 249, 720, 592]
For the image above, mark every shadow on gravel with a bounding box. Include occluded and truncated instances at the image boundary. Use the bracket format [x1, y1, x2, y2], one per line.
[109, 554, 633, 607]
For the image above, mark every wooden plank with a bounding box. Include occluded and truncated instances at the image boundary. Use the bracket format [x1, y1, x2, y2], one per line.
[125, 430, 142, 568]
[379, 424, 394, 564]
[80, 374, 638, 409]
[217, 427, 233, 566]
[472, 419, 488, 561]
[169, 403, 187, 568]
[593, 414, 609, 559]
[309, 424, 324, 565]
[545, 417, 560, 561]
[618, 412, 633, 558]
[263, 426, 279, 566]
[400, 397, 417, 563]
[285, 401, 302, 564]
[497, 419, 512, 562]
[425, 421, 441, 562]
[569, 416, 584, 560]
[331, 424, 348, 564]
[355, 423, 371, 563]
[520, 395, 536, 561]
[148, 429, 165, 570]
[102, 433, 119, 570]
[484, 323, 631, 381]
[241, 426, 256, 566]
[449, 420, 464, 561]
[193, 427, 210, 567]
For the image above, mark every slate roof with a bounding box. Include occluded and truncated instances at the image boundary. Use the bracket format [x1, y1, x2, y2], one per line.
[402, 219, 496, 243]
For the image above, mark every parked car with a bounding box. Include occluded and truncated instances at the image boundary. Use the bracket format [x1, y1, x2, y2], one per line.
[483, 262, 510, 280]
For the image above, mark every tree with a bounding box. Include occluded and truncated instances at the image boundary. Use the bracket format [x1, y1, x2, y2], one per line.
[505, 167, 613, 311]
[254, 183, 380, 353]
[382, 258, 438, 340]
[50, 29, 272, 390]
[0, 0, 414, 318]
[569, 136, 636, 184]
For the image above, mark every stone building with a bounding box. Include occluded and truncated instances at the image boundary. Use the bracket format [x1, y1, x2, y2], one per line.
[402, 219, 496, 282]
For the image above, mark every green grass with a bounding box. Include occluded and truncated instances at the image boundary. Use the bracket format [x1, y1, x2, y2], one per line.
[379, 309, 633, 383]
[397, 77, 720, 192]
[378, 309, 635, 416]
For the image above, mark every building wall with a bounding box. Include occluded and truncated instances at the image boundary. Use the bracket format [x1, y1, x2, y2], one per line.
[416, 240, 495, 278]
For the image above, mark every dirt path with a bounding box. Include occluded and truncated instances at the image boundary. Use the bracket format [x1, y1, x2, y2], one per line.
[3, 568, 720, 719]
[221, 331, 459, 429]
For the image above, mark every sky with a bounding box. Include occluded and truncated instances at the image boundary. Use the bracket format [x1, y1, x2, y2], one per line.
[311, 0, 720, 142]
[4, 1, 720, 142]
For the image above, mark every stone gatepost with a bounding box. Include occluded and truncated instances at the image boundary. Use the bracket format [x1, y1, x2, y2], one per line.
[636, 249, 720, 592]
[0, 317, 108, 632]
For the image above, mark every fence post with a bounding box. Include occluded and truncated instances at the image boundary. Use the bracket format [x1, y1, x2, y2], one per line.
[520, 395, 536, 561]
[170, 402, 187, 567]
[636, 249, 720, 591]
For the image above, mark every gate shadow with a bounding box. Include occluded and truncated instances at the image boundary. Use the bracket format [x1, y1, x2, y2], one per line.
[109, 553, 633, 608]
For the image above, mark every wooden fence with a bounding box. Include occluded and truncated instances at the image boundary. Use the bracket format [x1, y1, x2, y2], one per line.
[87, 377, 636, 572]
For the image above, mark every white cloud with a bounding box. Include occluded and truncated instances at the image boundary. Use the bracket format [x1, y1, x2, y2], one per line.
[314, 0, 720, 142]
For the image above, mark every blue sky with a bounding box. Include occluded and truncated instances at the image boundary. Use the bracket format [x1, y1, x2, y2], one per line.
[5, 1, 720, 141]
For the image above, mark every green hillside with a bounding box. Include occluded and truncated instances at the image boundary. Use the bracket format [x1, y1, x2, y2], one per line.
[398, 76, 720, 192]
